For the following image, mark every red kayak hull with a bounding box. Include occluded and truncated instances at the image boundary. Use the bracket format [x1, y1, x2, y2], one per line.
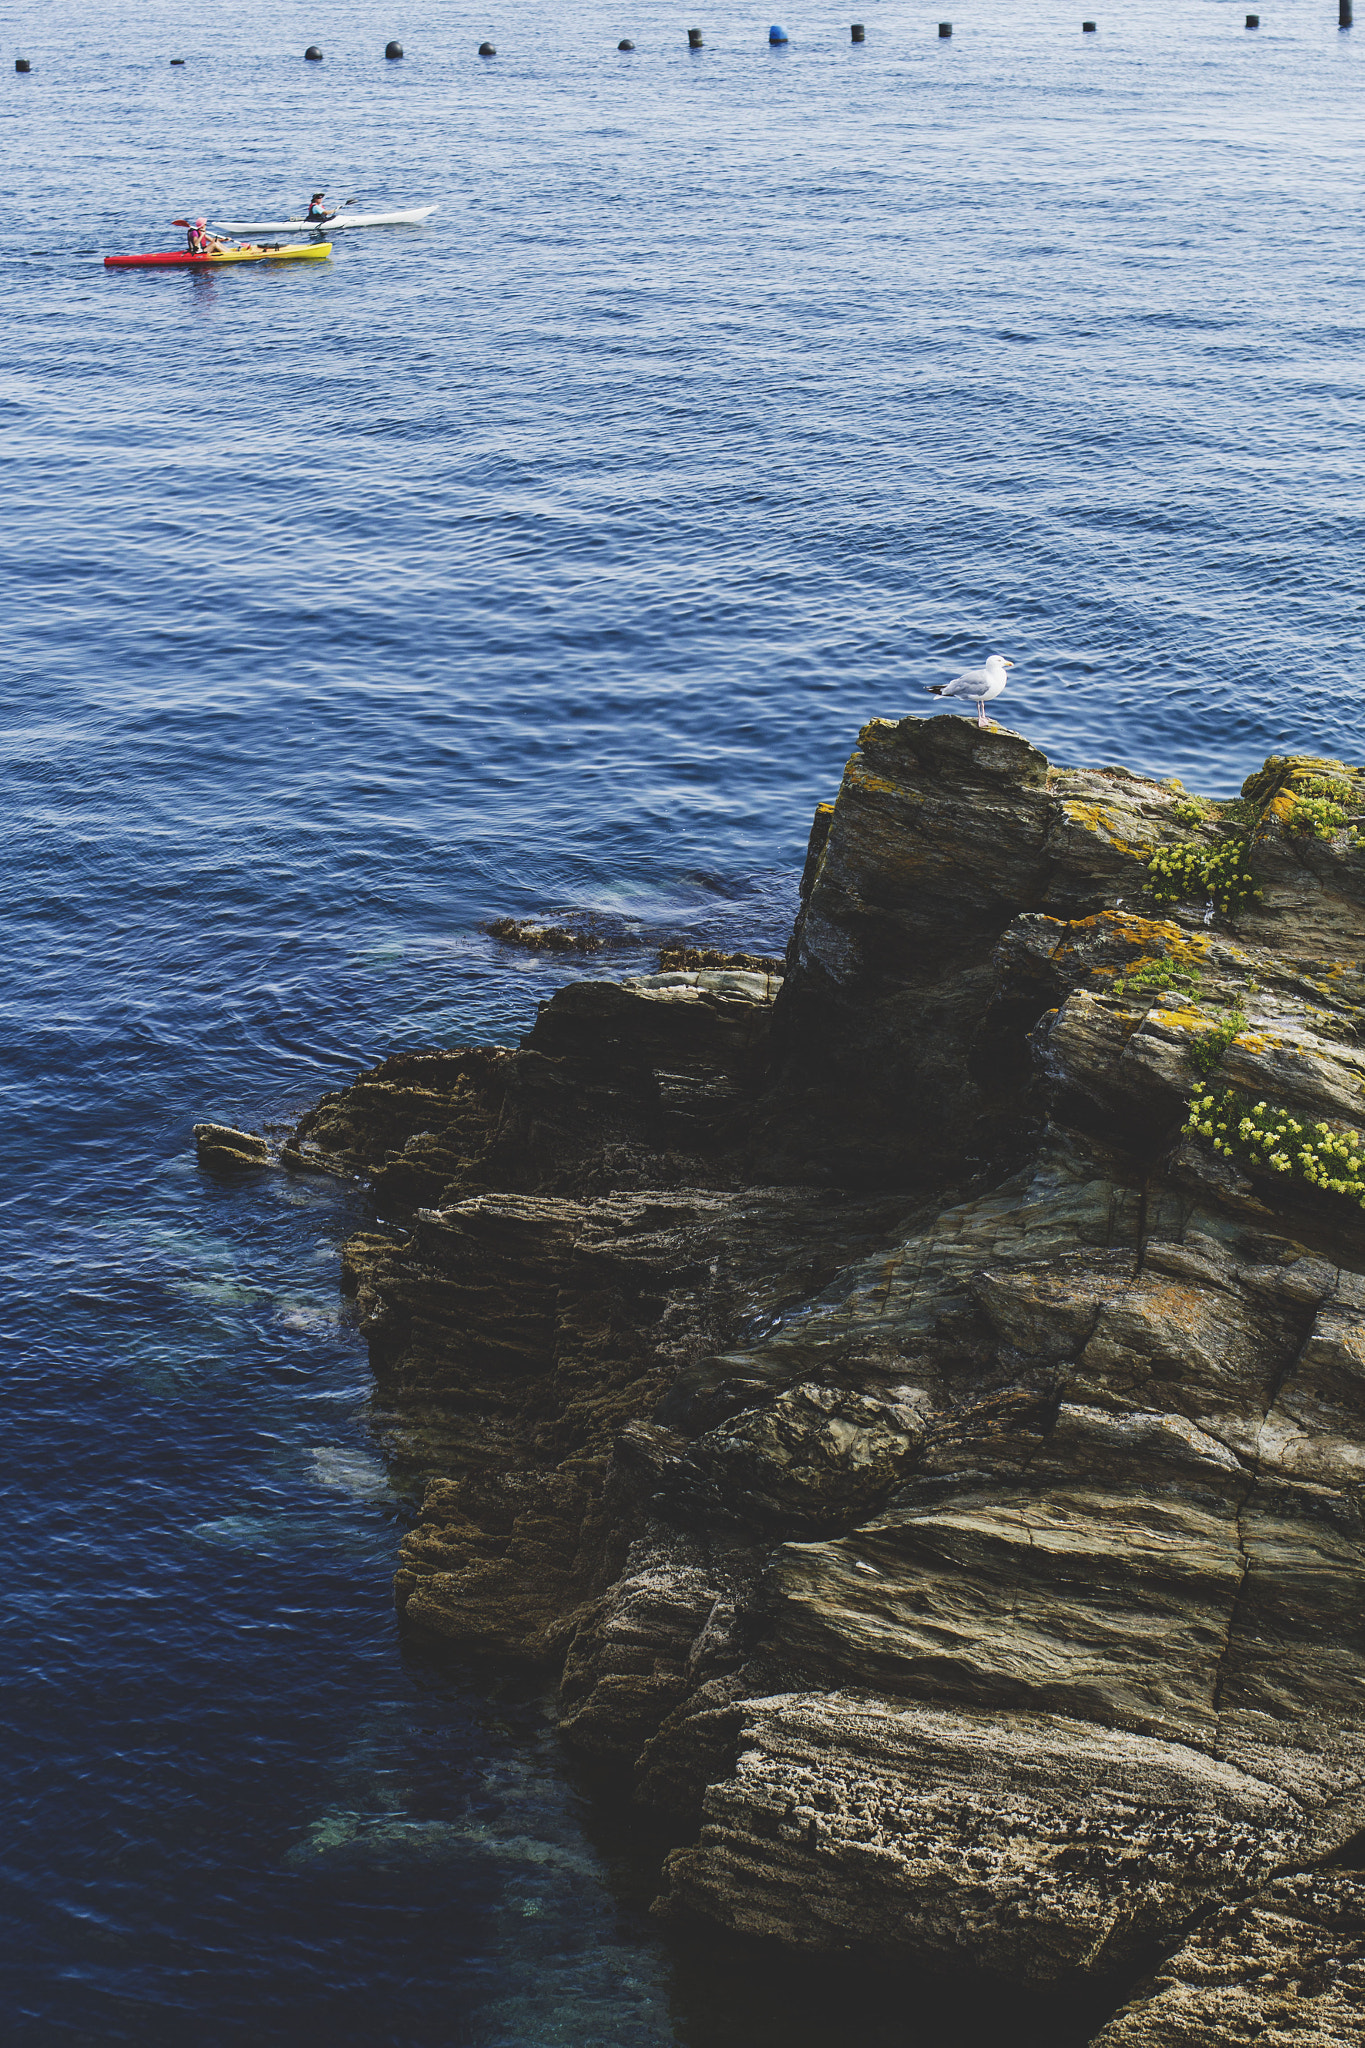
[104, 245, 330, 269]
[106, 249, 221, 268]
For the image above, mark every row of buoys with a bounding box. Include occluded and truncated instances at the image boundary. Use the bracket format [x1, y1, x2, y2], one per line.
[284, 10, 1355, 62]
[305, 40, 494, 60]
[13, 9, 1354, 74]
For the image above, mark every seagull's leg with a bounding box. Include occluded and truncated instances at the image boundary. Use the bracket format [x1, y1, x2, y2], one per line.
[977, 699, 988, 729]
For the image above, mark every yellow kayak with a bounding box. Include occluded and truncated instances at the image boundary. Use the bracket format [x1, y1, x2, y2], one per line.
[105, 243, 332, 269]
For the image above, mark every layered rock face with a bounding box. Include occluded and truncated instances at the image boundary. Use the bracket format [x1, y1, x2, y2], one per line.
[273, 717, 1365, 2040]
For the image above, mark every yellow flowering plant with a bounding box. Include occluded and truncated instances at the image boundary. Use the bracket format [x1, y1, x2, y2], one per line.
[1145, 837, 1261, 915]
[1183, 1086, 1365, 1208]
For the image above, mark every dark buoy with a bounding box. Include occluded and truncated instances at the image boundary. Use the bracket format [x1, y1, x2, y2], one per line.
[15, 56, 30, 71]
[305, 45, 323, 60]
[851, 22, 866, 40]
[618, 37, 634, 48]
[385, 40, 403, 58]
[688, 27, 703, 47]
[1082, 19, 1096, 29]
[938, 20, 952, 35]
[768, 23, 788, 41]
[1245, 12, 1258, 23]
[1342, 0, 1353, 27]
[170, 56, 185, 63]
[478, 40, 496, 54]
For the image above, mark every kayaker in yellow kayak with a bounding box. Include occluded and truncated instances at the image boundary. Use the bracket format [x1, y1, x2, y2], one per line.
[186, 218, 264, 257]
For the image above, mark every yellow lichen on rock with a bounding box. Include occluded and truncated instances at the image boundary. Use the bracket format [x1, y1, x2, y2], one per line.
[1105, 914, 1215, 966]
[848, 765, 920, 803]
[1062, 799, 1146, 856]
[1151, 1002, 1214, 1035]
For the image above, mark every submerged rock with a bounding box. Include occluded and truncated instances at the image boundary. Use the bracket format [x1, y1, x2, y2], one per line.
[263, 717, 1365, 2035]
[193, 1121, 270, 1170]
[487, 915, 612, 954]
[657, 944, 786, 975]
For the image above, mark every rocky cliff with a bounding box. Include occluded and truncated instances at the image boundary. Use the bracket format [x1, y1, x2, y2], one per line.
[206, 716, 1365, 2041]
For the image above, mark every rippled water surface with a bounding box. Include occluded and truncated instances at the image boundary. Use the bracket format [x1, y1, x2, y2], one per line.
[4, 0, 1363, 2038]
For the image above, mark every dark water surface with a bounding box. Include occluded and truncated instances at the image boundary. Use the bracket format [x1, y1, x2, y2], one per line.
[3, 1, 1362, 2038]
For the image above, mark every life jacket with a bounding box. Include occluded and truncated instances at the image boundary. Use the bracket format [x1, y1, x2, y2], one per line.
[187, 227, 209, 253]
[306, 204, 330, 221]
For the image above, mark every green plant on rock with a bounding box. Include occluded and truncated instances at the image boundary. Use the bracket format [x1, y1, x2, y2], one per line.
[1183, 1087, 1365, 1209]
[1240, 759, 1362, 843]
[1297, 774, 1356, 804]
[1240, 755, 1356, 811]
[1162, 782, 1219, 831]
[1283, 778, 1359, 842]
[1188, 1011, 1247, 1076]
[1145, 836, 1261, 914]
[1113, 956, 1205, 1000]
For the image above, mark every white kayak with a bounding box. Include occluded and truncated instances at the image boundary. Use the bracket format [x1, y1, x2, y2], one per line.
[209, 204, 438, 233]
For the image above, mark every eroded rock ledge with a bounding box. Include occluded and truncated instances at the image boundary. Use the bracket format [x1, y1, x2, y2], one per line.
[273, 718, 1365, 2042]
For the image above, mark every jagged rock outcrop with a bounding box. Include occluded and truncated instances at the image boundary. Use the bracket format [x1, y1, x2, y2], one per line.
[262, 720, 1365, 2039]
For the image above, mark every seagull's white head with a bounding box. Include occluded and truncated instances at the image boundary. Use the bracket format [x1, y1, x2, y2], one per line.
[996, 657, 1014, 669]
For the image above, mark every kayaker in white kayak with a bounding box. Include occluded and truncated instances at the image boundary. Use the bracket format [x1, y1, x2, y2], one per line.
[305, 192, 336, 222]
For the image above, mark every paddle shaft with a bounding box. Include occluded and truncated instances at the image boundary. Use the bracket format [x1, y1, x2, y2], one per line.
[170, 201, 355, 229]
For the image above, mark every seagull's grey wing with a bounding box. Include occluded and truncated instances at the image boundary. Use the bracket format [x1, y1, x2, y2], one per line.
[943, 667, 990, 695]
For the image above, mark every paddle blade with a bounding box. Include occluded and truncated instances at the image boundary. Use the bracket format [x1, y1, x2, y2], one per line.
[171, 217, 190, 226]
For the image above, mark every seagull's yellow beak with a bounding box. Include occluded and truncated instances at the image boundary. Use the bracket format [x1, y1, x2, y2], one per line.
[1002, 659, 1014, 668]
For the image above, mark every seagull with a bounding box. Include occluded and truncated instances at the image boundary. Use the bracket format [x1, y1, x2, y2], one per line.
[926, 654, 1014, 729]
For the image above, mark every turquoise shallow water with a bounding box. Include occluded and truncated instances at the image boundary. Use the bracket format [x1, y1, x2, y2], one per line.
[3, 1, 1363, 2038]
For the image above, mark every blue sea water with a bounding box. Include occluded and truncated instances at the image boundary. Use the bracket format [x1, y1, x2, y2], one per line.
[3, 0, 1363, 2038]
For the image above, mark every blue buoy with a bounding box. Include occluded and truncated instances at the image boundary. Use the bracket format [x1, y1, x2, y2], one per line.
[769, 23, 789, 41]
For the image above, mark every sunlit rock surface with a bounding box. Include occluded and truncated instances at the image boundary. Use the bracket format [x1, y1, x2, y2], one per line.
[285, 719, 1365, 2037]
